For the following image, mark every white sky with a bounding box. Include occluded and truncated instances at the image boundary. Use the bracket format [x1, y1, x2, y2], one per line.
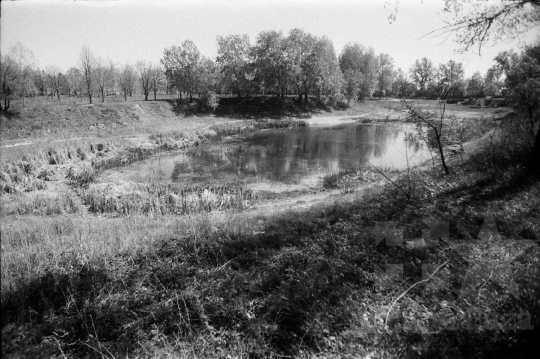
[1, 0, 538, 77]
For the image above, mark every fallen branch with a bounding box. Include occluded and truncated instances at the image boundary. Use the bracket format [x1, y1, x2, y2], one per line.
[384, 261, 448, 334]
[366, 161, 411, 200]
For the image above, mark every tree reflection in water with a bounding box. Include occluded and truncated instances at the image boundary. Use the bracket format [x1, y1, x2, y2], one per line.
[115, 123, 429, 186]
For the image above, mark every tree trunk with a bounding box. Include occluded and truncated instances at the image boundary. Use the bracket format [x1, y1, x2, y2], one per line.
[435, 131, 450, 175]
[124, 92, 127, 101]
[3, 98, 9, 111]
[57, 91, 60, 101]
[144, 92, 148, 101]
[154, 90, 157, 100]
[533, 121, 540, 169]
[101, 89, 105, 103]
[88, 92, 92, 104]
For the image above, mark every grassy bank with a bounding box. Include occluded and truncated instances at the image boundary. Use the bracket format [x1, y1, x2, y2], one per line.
[0, 118, 306, 195]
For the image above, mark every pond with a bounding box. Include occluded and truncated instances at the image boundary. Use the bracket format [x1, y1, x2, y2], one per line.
[100, 122, 429, 191]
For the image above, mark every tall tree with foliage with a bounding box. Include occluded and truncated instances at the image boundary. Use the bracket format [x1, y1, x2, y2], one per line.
[392, 68, 415, 98]
[0, 54, 17, 111]
[317, 37, 343, 100]
[339, 43, 378, 101]
[437, 59, 465, 98]
[484, 65, 504, 96]
[305, 36, 342, 101]
[288, 29, 317, 103]
[410, 58, 435, 97]
[253, 30, 291, 97]
[161, 46, 183, 98]
[376, 53, 395, 98]
[197, 57, 219, 95]
[216, 34, 252, 98]
[162, 41, 205, 101]
[467, 71, 485, 98]
[496, 44, 540, 162]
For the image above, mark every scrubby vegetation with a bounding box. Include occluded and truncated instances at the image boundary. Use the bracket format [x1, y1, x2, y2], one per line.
[2, 141, 539, 358]
[1, 40, 539, 359]
[1, 98, 539, 358]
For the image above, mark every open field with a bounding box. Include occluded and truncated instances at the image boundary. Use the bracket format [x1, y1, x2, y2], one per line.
[1, 97, 539, 358]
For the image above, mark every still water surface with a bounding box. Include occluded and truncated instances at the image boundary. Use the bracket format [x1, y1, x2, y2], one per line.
[102, 123, 429, 188]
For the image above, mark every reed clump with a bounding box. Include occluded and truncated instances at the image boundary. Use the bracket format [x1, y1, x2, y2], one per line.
[1, 188, 82, 216]
[0, 142, 117, 194]
[210, 119, 306, 138]
[321, 168, 383, 190]
[79, 182, 256, 216]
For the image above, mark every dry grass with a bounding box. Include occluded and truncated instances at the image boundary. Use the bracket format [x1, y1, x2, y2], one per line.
[0, 186, 82, 216]
[0, 210, 261, 295]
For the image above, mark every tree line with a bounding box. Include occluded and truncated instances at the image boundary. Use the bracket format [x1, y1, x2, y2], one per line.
[0, 28, 537, 112]
[0, 43, 167, 110]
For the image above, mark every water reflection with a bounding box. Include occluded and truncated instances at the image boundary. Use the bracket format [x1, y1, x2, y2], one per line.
[105, 123, 428, 186]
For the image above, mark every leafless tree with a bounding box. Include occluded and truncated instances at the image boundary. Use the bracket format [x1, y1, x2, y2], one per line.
[150, 65, 166, 100]
[137, 60, 152, 101]
[66, 67, 83, 99]
[79, 45, 97, 104]
[402, 99, 451, 174]
[119, 64, 137, 101]
[437, 0, 540, 53]
[387, 0, 539, 53]
[94, 59, 116, 103]
[45, 66, 63, 100]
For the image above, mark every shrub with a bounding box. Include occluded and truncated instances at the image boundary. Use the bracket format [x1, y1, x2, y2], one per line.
[67, 163, 96, 188]
[200, 92, 219, 112]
